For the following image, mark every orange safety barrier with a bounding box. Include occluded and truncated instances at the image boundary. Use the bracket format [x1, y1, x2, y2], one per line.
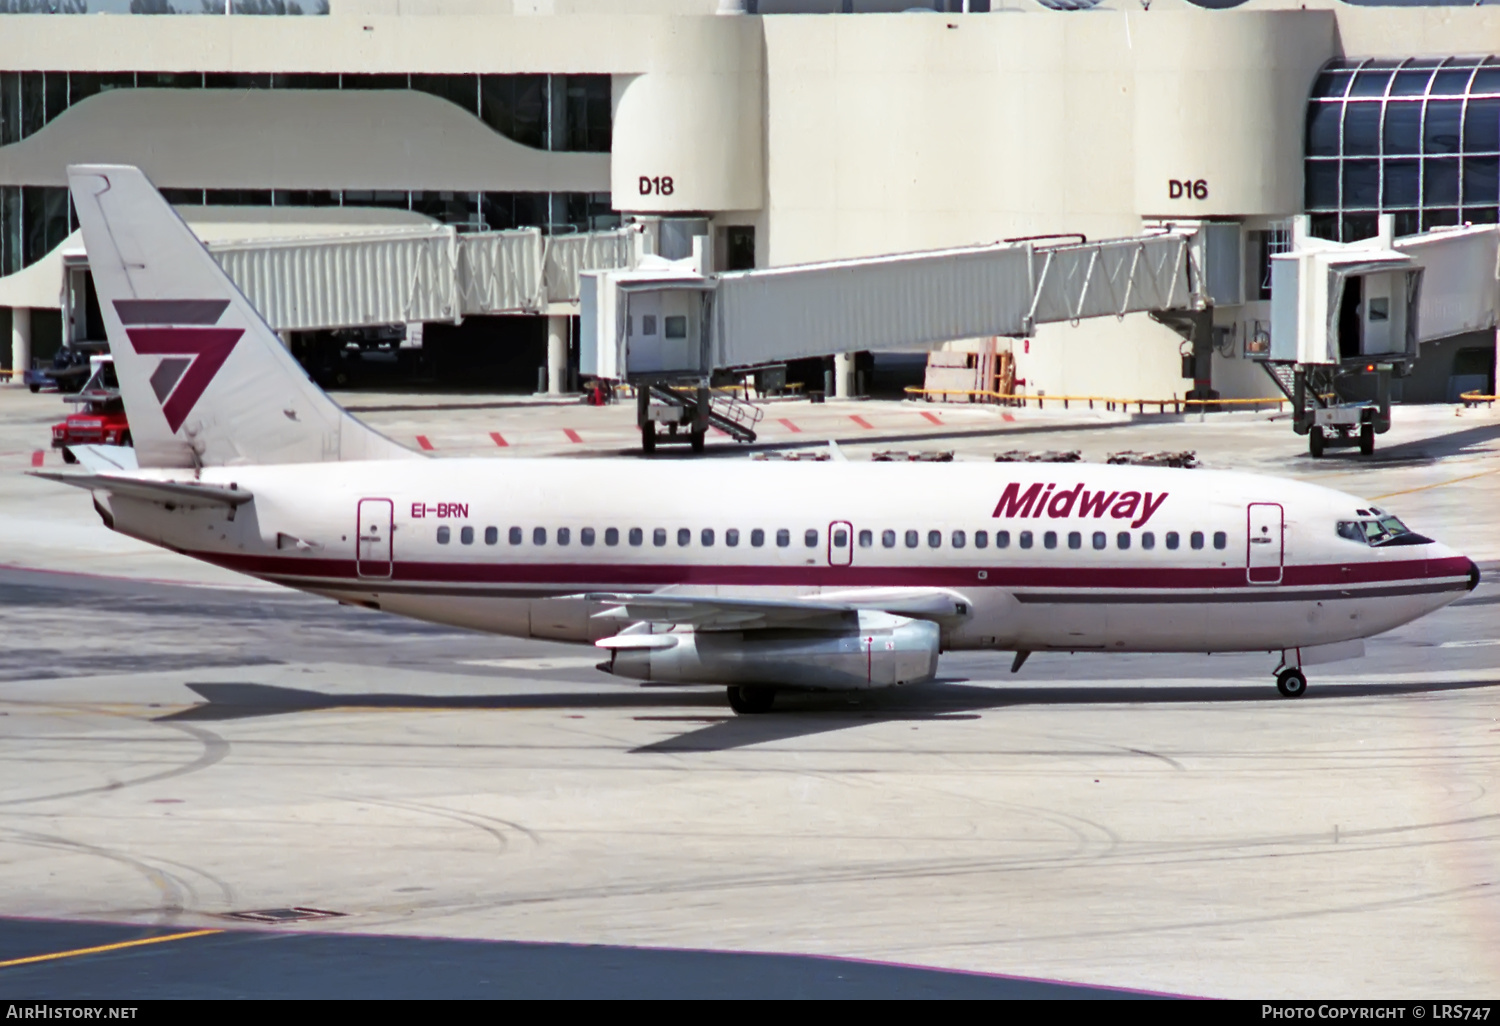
[904, 386, 1289, 414]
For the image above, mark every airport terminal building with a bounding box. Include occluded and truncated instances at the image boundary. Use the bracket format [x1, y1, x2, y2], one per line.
[2, 0, 1499, 402]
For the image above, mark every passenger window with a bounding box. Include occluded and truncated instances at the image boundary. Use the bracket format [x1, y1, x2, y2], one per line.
[533, 527, 546, 545]
[905, 530, 919, 548]
[1141, 531, 1155, 550]
[1191, 531, 1205, 550]
[952, 530, 966, 549]
[776, 529, 790, 547]
[1068, 531, 1081, 550]
[833, 528, 848, 547]
[484, 526, 498, 545]
[751, 528, 765, 547]
[461, 526, 474, 545]
[1043, 531, 1057, 550]
[1213, 531, 1227, 550]
[1093, 531, 1106, 550]
[805, 529, 818, 548]
[975, 530, 989, 549]
[677, 528, 691, 547]
[437, 526, 451, 544]
[509, 526, 523, 545]
[606, 527, 620, 546]
[1117, 531, 1130, 550]
[557, 527, 570, 546]
[726, 528, 740, 547]
[928, 530, 942, 549]
[1019, 531, 1033, 549]
[654, 528, 668, 547]
[665, 315, 687, 339]
[581, 527, 595, 546]
[858, 529, 873, 547]
[883, 530, 897, 548]
[995, 530, 1009, 549]
[629, 527, 643, 546]
[702, 528, 715, 547]
[1166, 531, 1179, 550]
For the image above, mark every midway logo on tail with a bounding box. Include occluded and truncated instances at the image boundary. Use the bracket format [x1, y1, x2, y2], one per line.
[114, 299, 243, 433]
[993, 481, 1170, 529]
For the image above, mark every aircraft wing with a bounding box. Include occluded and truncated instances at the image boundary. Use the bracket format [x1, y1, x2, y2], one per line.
[28, 470, 253, 508]
[585, 588, 970, 632]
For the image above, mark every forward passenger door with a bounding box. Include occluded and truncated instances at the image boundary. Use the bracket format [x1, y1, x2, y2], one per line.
[1246, 502, 1284, 585]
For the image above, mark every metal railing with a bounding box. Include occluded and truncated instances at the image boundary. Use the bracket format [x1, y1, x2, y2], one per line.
[904, 386, 1290, 414]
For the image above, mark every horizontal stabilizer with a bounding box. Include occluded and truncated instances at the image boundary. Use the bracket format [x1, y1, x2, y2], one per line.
[28, 470, 253, 507]
[67, 444, 140, 473]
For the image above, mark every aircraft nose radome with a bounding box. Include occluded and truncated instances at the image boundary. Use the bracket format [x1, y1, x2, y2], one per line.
[1468, 559, 1481, 592]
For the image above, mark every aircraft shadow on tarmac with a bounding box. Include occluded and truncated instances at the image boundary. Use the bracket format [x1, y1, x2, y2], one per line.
[159, 678, 1500, 753]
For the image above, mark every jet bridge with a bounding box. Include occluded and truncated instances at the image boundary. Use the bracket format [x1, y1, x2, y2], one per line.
[580, 229, 1215, 450]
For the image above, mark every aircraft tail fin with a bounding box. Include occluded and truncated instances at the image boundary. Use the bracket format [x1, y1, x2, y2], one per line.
[67, 164, 418, 468]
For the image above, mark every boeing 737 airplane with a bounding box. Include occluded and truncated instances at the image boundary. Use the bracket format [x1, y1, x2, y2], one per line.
[34, 165, 1480, 713]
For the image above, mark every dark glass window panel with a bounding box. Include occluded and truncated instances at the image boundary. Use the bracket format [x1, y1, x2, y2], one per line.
[343, 190, 410, 210]
[67, 73, 133, 108]
[1423, 208, 1460, 231]
[1349, 70, 1392, 98]
[0, 186, 19, 276]
[44, 71, 67, 124]
[1383, 159, 1420, 207]
[1342, 160, 1379, 207]
[411, 74, 478, 117]
[1309, 213, 1340, 241]
[341, 74, 409, 90]
[159, 188, 206, 205]
[1465, 206, 1499, 225]
[1393, 209, 1421, 237]
[480, 74, 546, 149]
[1425, 100, 1464, 154]
[1389, 70, 1432, 97]
[411, 190, 476, 226]
[1464, 156, 1499, 206]
[20, 71, 43, 137]
[1464, 98, 1500, 153]
[1342, 213, 1378, 243]
[1305, 102, 1342, 157]
[203, 73, 272, 90]
[138, 72, 204, 88]
[1383, 101, 1422, 155]
[561, 74, 611, 152]
[0, 72, 18, 147]
[204, 189, 273, 206]
[1305, 160, 1340, 209]
[1471, 68, 1500, 96]
[272, 190, 341, 207]
[22, 185, 68, 267]
[479, 192, 550, 231]
[1310, 72, 1352, 99]
[1431, 69, 1474, 97]
[1342, 103, 1380, 156]
[271, 73, 337, 89]
[1424, 158, 1460, 205]
[561, 191, 618, 232]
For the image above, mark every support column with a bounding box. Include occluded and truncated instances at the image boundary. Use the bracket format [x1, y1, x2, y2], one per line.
[833, 351, 855, 399]
[546, 314, 568, 396]
[9, 307, 30, 382]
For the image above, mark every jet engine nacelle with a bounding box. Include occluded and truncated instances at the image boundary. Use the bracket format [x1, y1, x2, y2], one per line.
[601, 612, 941, 691]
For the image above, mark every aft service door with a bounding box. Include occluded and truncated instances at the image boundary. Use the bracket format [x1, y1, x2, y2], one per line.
[1246, 502, 1284, 585]
[356, 498, 394, 579]
[828, 521, 853, 567]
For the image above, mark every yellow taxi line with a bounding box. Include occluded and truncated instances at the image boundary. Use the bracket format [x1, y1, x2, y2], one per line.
[1371, 467, 1500, 500]
[0, 928, 222, 970]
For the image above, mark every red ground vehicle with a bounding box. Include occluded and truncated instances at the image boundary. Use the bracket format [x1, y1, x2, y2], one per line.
[52, 355, 131, 463]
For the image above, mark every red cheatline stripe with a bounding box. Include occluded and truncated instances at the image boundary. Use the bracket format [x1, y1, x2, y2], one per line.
[563, 429, 583, 444]
[30, 450, 43, 467]
[777, 418, 802, 433]
[921, 411, 942, 425]
[850, 415, 874, 429]
[415, 436, 434, 451]
[489, 432, 508, 447]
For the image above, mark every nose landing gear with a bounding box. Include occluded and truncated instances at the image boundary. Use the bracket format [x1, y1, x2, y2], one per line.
[1275, 667, 1308, 698]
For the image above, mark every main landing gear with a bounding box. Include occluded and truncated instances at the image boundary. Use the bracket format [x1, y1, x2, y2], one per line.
[1275, 667, 1308, 698]
[726, 685, 776, 714]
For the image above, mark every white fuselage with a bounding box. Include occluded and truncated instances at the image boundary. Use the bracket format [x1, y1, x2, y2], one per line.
[97, 458, 1476, 662]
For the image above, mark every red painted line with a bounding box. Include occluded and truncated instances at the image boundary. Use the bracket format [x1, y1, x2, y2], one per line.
[777, 418, 802, 433]
[710, 427, 731, 438]
[920, 411, 942, 425]
[489, 432, 508, 448]
[1002, 413, 1016, 423]
[563, 428, 583, 444]
[31, 450, 44, 467]
[415, 435, 434, 451]
[850, 415, 874, 429]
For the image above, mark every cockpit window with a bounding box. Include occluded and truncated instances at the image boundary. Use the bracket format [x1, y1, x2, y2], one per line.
[1336, 515, 1431, 547]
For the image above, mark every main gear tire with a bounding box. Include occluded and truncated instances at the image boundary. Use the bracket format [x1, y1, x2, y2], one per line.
[727, 685, 776, 714]
[1276, 668, 1308, 698]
